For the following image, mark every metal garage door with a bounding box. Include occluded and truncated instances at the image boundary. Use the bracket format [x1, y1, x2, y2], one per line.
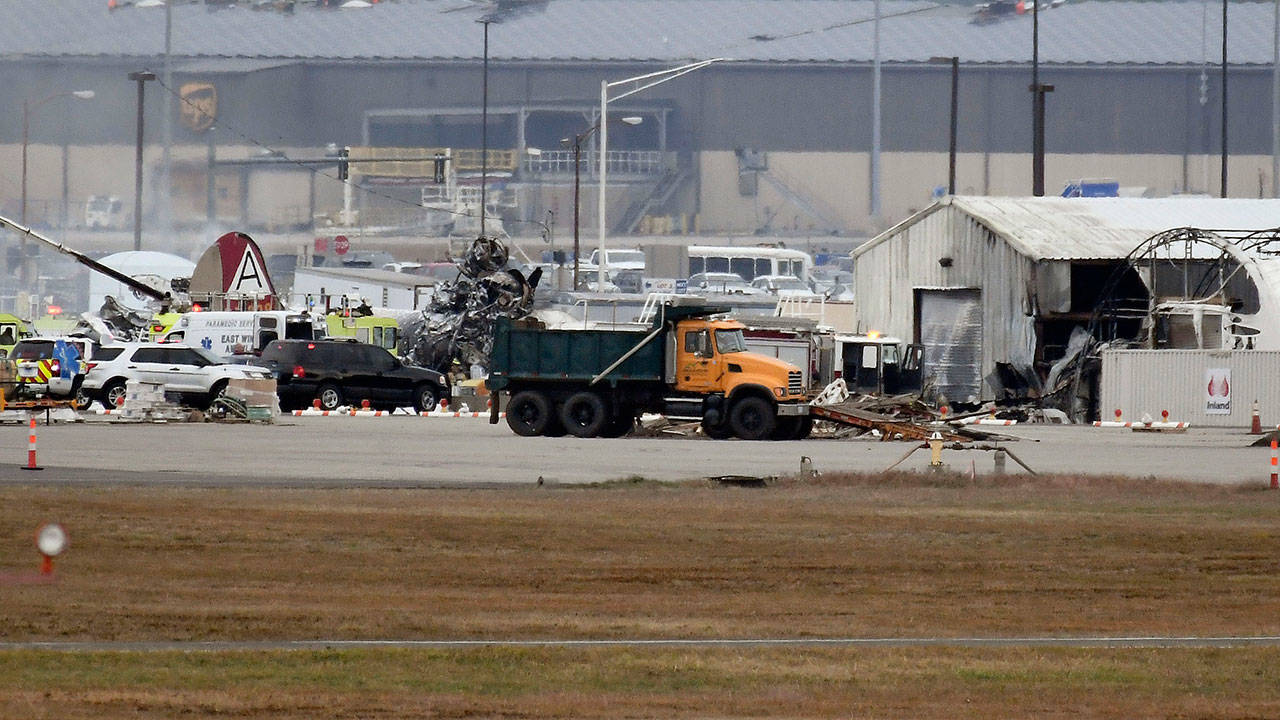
[917, 289, 983, 404]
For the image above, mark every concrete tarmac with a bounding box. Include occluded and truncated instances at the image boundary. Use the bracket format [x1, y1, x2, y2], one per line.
[0, 415, 1272, 486]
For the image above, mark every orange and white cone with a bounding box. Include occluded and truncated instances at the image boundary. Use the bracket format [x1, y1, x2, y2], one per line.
[22, 416, 42, 471]
[1251, 400, 1263, 434]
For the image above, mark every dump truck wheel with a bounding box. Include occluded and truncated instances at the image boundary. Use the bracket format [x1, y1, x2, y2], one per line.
[506, 391, 554, 436]
[729, 397, 776, 441]
[560, 391, 608, 438]
[317, 383, 343, 411]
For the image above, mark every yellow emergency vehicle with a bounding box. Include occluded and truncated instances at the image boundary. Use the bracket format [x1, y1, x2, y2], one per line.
[324, 313, 400, 356]
[0, 313, 33, 359]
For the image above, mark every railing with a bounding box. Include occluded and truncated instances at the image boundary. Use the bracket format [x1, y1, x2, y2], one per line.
[523, 150, 667, 176]
[774, 295, 827, 324]
[349, 147, 519, 176]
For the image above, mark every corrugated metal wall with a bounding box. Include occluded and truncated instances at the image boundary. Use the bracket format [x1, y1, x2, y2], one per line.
[1100, 350, 1280, 427]
[853, 205, 1038, 399]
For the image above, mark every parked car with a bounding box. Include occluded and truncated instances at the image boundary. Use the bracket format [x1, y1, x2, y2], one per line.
[257, 338, 449, 412]
[8, 335, 105, 407]
[688, 272, 765, 296]
[82, 342, 274, 410]
[750, 274, 822, 298]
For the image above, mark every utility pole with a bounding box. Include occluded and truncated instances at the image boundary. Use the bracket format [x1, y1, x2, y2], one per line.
[479, 18, 491, 236]
[128, 70, 156, 251]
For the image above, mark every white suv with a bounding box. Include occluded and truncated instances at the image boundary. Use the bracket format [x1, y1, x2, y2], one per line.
[82, 342, 273, 410]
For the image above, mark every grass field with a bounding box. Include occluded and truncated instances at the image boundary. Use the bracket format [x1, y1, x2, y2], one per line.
[2, 473, 1279, 717]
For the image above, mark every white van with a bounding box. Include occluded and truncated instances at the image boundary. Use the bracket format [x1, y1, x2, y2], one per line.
[159, 310, 323, 358]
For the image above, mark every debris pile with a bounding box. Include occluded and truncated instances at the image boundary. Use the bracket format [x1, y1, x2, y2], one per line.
[399, 236, 542, 374]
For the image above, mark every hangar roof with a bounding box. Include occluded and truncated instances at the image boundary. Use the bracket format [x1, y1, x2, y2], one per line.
[4, 0, 1276, 67]
[859, 196, 1280, 262]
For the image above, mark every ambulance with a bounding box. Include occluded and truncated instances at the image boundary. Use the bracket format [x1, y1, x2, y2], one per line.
[158, 310, 325, 359]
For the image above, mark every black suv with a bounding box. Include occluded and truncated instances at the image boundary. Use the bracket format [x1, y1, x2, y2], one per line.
[258, 339, 449, 412]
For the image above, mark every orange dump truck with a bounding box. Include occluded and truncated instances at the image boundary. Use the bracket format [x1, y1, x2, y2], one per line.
[487, 298, 810, 440]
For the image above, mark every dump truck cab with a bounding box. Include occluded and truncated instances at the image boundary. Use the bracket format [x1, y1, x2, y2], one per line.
[671, 315, 809, 440]
[671, 317, 804, 401]
[834, 332, 924, 396]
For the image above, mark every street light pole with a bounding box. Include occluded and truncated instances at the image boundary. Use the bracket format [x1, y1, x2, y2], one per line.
[479, 19, 491, 236]
[129, 71, 156, 252]
[947, 56, 958, 195]
[566, 117, 639, 291]
[597, 58, 726, 290]
[572, 134, 584, 290]
[1029, 0, 1056, 196]
[1221, 0, 1229, 198]
[930, 56, 960, 195]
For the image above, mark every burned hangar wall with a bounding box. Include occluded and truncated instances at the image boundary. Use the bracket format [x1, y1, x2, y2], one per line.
[852, 201, 1041, 403]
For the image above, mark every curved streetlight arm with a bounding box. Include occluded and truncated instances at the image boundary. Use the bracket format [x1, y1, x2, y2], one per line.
[604, 58, 729, 102]
[598, 59, 728, 288]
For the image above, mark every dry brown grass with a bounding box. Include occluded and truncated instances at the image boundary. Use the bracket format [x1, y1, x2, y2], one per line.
[2, 474, 1279, 717]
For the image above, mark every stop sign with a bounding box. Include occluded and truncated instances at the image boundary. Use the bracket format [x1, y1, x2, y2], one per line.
[314, 236, 328, 253]
[334, 235, 349, 255]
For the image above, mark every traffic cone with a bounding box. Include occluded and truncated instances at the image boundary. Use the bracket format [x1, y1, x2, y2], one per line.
[1251, 400, 1263, 434]
[22, 416, 42, 471]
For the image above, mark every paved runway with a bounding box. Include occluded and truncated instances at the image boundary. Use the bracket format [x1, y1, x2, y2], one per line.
[0, 415, 1271, 486]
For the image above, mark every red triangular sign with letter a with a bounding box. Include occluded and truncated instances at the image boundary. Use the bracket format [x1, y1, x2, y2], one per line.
[189, 231, 279, 310]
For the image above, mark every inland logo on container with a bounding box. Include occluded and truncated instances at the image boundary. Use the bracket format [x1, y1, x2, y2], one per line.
[1204, 367, 1231, 415]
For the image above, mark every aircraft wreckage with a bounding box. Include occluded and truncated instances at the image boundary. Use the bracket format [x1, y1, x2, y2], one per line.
[1044, 226, 1280, 420]
[0, 213, 539, 377]
[397, 236, 541, 373]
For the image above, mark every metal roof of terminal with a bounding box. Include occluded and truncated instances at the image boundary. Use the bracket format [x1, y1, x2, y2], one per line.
[4, 0, 1276, 66]
[860, 196, 1280, 261]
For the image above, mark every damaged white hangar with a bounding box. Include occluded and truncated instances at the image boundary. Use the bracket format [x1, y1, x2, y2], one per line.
[850, 196, 1280, 405]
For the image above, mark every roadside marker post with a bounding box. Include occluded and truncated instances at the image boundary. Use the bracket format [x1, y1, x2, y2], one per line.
[928, 431, 944, 470]
[35, 523, 67, 575]
[1271, 426, 1278, 490]
[22, 414, 41, 471]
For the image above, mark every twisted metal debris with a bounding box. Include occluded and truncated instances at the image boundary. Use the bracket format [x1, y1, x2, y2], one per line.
[399, 236, 541, 373]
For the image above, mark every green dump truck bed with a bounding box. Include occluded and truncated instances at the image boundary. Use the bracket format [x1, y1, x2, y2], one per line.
[487, 316, 665, 392]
